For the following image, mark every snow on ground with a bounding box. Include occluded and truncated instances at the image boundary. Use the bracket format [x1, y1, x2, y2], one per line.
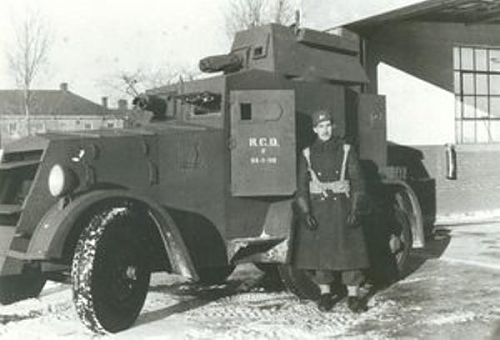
[0, 265, 391, 339]
[0, 260, 498, 339]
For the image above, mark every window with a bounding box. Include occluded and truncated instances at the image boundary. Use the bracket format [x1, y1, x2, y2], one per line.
[240, 103, 252, 120]
[253, 46, 265, 59]
[454, 46, 500, 143]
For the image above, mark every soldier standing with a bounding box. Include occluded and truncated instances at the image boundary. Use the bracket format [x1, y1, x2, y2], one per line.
[294, 109, 370, 313]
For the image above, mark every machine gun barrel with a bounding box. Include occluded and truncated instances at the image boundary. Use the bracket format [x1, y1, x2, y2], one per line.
[133, 94, 167, 120]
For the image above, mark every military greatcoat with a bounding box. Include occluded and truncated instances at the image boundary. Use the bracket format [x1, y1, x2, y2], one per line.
[293, 136, 370, 271]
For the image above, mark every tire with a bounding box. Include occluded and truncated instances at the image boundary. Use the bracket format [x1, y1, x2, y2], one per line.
[197, 265, 235, 284]
[0, 268, 46, 305]
[71, 205, 151, 333]
[277, 265, 320, 300]
[392, 193, 413, 274]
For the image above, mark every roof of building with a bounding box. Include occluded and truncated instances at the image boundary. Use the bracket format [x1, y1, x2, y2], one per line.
[0, 85, 109, 116]
[345, 0, 500, 35]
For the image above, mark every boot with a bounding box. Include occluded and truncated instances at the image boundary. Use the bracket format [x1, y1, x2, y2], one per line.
[347, 296, 368, 313]
[317, 293, 334, 312]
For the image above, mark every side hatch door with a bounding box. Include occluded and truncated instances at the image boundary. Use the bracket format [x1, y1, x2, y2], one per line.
[229, 89, 296, 196]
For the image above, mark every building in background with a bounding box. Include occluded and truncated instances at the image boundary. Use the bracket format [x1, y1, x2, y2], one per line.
[0, 83, 127, 147]
[301, 0, 500, 223]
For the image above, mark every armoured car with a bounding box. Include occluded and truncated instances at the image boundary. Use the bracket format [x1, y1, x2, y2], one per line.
[0, 24, 424, 333]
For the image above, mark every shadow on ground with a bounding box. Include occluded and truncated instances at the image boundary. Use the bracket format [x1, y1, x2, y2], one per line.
[403, 227, 452, 277]
[136, 226, 453, 329]
[136, 273, 269, 327]
[355, 226, 452, 309]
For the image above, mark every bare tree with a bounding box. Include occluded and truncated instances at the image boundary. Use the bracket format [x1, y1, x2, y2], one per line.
[6, 7, 52, 135]
[225, 0, 266, 38]
[99, 65, 199, 126]
[225, 0, 297, 40]
[101, 65, 199, 102]
[272, 0, 295, 25]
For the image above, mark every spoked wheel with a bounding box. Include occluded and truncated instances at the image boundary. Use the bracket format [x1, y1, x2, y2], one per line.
[391, 192, 413, 273]
[0, 267, 46, 304]
[72, 206, 151, 333]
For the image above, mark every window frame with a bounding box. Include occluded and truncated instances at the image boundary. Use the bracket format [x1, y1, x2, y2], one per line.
[454, 45, 500, 144]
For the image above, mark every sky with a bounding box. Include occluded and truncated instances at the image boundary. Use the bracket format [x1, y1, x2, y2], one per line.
[0, 0, 423, 107]
[0, 0, 233, 106]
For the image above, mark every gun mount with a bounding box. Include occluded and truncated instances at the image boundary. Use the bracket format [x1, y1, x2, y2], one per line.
[132, 94, 167, 120]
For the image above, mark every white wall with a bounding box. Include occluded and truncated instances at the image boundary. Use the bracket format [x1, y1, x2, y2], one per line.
[364, 22, 500, 146]
[378, 62, 455, 145]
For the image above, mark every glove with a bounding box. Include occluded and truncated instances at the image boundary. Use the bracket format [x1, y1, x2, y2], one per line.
[301, 213, 318, 230]
[346, 212, 361, 228]
[347, 193, 370, 228]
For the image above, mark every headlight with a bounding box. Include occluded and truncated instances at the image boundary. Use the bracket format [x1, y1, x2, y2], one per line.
[48, 164, 77, 197]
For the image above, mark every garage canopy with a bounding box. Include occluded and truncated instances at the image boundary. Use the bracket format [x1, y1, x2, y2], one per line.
[345, 0, 500, 34]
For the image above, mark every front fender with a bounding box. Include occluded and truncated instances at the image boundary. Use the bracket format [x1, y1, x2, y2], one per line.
[27, 189, 198, 280]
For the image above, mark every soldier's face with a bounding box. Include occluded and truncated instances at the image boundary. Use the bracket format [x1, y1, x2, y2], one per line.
[313, 120, 333, 141]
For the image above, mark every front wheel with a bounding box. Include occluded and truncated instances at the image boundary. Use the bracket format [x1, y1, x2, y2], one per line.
[71, 205, 151, 333]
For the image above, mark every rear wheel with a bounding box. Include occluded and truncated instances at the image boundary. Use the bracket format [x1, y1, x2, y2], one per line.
[278, 265, 320, 300]
[255, 263, 285, 291]
[255, 263, 279, 277]
[197, 265, 234, 284]
[71, 205, 151, 333]
[0, 267, 46, 304]
[367, 189, 414, 285]
[392, 192, 413, 273]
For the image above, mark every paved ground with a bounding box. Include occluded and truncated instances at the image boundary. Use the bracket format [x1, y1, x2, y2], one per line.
[384, 221, 500, 339]
[431, 222, 500, 270]
[1, 222, 500, 339]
